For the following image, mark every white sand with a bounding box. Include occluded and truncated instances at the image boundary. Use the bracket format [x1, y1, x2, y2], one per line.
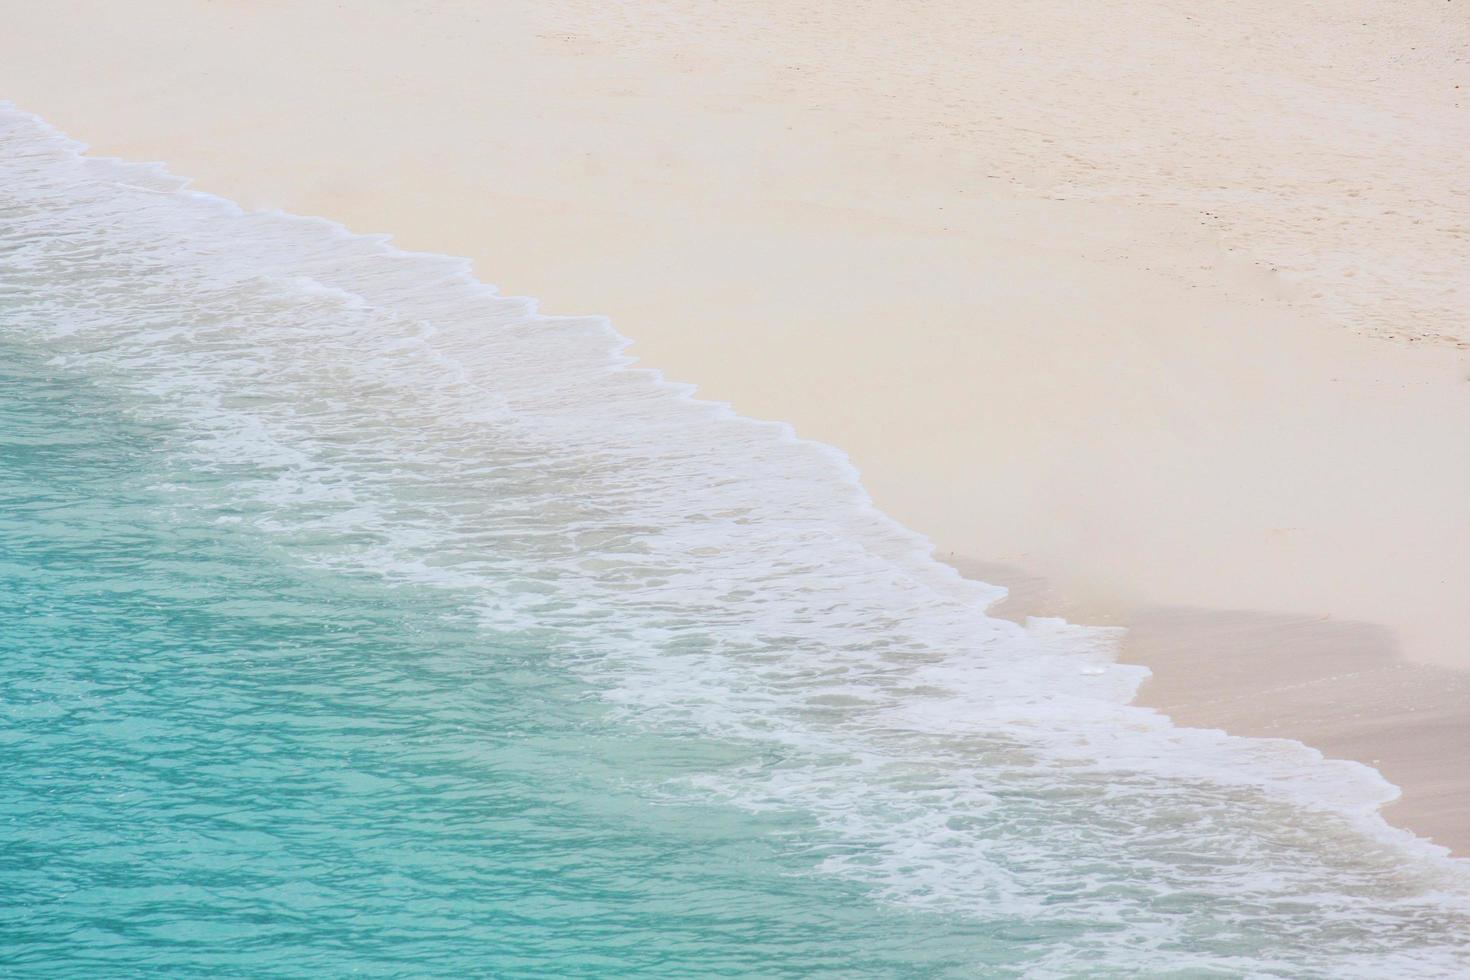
[3, 0, 1468, 848]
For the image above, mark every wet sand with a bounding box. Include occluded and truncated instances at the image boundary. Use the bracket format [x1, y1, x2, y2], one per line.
[961, 558, 1470, 853]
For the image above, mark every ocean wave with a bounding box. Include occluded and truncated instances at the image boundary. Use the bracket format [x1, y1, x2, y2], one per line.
[3, 102, 1467, 975]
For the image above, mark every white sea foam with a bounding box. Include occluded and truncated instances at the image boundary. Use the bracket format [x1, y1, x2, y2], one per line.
[3, 102, 1469, 975]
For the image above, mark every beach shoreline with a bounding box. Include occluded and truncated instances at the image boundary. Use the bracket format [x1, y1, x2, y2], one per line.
[3, 0, 1467, 853]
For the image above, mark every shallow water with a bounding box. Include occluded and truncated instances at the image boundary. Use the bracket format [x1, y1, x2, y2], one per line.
[2, 105, 1468, 977]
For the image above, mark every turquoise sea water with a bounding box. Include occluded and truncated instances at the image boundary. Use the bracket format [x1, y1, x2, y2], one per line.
[0, 346, 1008, 977]
[2, 105, 1469, 977]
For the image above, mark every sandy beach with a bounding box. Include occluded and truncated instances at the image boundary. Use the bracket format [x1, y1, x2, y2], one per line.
[3, 0, 1468, 854]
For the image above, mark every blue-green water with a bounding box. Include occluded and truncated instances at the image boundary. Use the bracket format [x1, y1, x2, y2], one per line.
[3, 105, 1469, 977]
[0, 351, 1002, 977]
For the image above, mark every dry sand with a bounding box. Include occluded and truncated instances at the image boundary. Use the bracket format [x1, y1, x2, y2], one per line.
[2, 0, 1468, 850]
